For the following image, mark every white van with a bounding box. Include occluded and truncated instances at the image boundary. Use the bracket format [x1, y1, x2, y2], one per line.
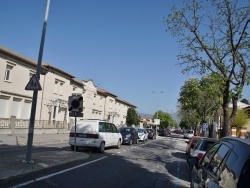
[69, 119, 122, 153]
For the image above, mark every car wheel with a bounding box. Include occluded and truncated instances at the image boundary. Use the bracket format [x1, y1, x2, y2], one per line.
[129, 139, 133, 146]
[116, 140, 121, 149]
[99, 142, 105, 153]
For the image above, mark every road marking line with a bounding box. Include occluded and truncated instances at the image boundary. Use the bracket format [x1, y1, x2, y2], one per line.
[12, 156, 107, 188]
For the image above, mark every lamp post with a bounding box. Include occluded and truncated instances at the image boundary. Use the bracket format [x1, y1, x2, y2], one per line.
[152, 91, 163, 138]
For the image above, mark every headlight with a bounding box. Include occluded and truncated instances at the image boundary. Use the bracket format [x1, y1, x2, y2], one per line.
[126, 134, 131, 138]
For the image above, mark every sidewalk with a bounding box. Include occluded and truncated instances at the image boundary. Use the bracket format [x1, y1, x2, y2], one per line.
[0, 133, 89, 185]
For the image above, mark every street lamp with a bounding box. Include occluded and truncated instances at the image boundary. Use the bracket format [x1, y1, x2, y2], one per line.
[152, 91, 163, 137]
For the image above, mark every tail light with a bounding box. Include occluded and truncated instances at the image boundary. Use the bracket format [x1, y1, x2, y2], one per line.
[89, 134, 99, 139]
[197, 153, 204, 160]
[70, 132, 75, 137]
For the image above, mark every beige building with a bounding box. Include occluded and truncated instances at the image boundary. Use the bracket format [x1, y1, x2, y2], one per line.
[0, 46, 136, 134]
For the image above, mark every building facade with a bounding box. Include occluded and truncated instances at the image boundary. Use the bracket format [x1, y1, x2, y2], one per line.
[0, 46, 136, 134]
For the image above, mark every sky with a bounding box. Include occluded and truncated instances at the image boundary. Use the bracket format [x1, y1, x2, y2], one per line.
[1, 0, 250, 116]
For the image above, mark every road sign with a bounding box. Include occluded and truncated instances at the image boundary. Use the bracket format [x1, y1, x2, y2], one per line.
[25, 74, 42, 90]
[203, 123, 208, 131]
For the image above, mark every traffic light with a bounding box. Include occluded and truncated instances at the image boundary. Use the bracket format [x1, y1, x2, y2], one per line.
[68, 95, 83, 112]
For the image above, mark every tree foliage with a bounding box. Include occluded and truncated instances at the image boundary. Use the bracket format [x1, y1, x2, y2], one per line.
[153, 110, 174, 128]
[166, 0, 250, 136]
[231, 109, 248, 135]
[126, 108, 139, 126]
[241, 98, 249, 105]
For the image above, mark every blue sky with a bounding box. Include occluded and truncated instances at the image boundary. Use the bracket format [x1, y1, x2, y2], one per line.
[1, 0, 250, 116]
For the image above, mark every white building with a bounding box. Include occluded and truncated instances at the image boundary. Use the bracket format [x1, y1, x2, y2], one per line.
[0, 46, 136, 134]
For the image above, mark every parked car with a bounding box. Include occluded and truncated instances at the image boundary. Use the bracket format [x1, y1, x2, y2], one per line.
[189, 137, 217, 160]
[135, 128, 148, 142]
[69, 119, 122, 153]
[120, 127, 139, 145]
[187, 137, 250, 188]
[185, 136, 203, 156]
[146, 128, 156, 139]
[158, 129, 171, 136]
[184, 130, 194, 139]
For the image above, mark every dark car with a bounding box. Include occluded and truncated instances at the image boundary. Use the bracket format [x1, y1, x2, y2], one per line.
[187, 137, 250, 188]
[120, 127, 139, 145]
[158, 129, 171, 136]
[146, 128, 156, 139]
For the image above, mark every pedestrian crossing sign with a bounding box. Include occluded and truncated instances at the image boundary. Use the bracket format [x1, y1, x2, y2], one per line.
[25, 74, 42, 90]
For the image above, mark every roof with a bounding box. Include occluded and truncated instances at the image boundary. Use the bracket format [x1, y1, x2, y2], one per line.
[42, 63, 75, 78]
[222, 136, 250, 145]
[229, 101, 250, 109]
[0, 46, 37, 66]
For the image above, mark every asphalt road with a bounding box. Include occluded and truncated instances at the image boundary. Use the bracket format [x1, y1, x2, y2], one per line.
[12, 135, 190, 188]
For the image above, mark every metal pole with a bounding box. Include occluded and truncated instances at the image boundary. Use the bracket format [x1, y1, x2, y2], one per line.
[74, 112, 77, 153]
[24, 0, 50, 163]
[152, 91, 163, 139]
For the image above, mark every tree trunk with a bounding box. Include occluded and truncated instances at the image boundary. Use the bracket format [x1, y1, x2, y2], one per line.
[221, 81, 238, 137]
[221, 81, 231, 137]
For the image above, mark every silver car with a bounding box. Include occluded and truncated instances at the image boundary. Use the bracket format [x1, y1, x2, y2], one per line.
[136, 128, 148, 142]
[184, 130, 194, 139]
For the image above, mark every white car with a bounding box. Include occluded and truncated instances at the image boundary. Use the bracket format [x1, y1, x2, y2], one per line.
[184, 130, 194, 139]
[136, 128, 148, 142]
[69, 119, 122, 153]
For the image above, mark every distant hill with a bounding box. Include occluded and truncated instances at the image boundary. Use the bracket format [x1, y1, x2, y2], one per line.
[139, 112, 180, 122]
[138, 113, 153, 118]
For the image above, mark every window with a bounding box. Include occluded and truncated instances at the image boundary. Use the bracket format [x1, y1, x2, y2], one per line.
[21, 100, 32, 119]
[0, 96, 9, 118]
[111, 124, 118, 133]
[11, 98, 22, 118]
[4, 64, 13, 81]
[54, 80, 59, 94]
[104, 123, 111, 132]
[53, 106, 57, 119]
[201, 143, 220, 168]
[54, 79, 64, 95]
[208, 144, 230, 176]
[218, 151, 239, 187]
[59, 82, 64, 96]
[99, 122, 105, 132]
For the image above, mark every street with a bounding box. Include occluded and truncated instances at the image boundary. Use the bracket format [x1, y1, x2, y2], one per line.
[9, 134, 190, 188]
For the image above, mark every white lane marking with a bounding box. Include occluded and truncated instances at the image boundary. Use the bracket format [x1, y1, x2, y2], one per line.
[12, 156, 107, 188]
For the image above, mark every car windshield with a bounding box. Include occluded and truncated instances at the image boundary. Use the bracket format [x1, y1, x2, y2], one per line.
[137, 129, 144, 133]
[120, 128, 132, 133]
[186, 130, 194, 134]
[146, 129, 153, 133]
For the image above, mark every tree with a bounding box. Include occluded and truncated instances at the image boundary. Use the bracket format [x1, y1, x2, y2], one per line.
[153, 110, 174, 128]
[166, 0, 250, 137]
[231, 109, 248, 137]
[179, 120, 189, 129]
[178, 75, 222, 135]
[126, 108, 139, 126]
